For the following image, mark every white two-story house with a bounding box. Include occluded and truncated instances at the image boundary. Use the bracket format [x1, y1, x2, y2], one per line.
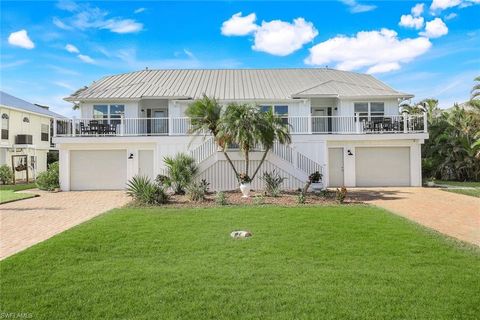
[1, 91, 64, 181]
[54, 68, 428, 191]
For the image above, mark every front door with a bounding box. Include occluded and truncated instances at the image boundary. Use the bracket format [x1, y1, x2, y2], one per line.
[312, 108, 326, 133]
[328, 148, 344, 187]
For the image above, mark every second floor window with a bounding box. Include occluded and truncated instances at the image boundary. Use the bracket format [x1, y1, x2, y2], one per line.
[260, 105, 289, 124]
[1, 113, 8, 140]
[93, 104, 125, 125]
[41, 124, 49, 141]
[354, 102, 385, 121]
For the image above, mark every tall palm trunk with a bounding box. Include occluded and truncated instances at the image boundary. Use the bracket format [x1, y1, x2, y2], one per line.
[223, 151, 240, 182]
[244, 146, 250, 177]
[251, 146, 270, 180]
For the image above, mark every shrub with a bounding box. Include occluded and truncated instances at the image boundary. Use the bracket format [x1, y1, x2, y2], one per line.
[215, 191, 228, 205]
[199, 179, 210, 193]
[0, 165, 13, 185]
[262, 170, 286, 197]
[336, 187, 347, 204]
[186, 182, 206, 202]
[164, 153, 198, 194]
[308, 171, 323, 183]
[126, 175, 169, 205]
[36, 162, 59, 191]
[155, 174, 170, 187]
[296, 192, 306, 204]
[253, 194, 265, 205]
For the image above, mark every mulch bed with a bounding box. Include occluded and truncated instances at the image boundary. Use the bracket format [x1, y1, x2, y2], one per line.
[127, 189, 361, 208]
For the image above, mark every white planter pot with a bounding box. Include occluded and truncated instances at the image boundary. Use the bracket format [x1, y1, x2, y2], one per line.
[240, 183, 251, 198]
[310, 182, 323, 192]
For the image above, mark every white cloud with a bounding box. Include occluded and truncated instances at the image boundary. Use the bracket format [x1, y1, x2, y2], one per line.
[399, 15, 425, 29]
[221, 13, 317, 56]
[65, 43, 79, 53]
[102, 19, 143, 33]
[305, 28, 432, 74]
[252, 18, 318, 56]
[53, 81, 75, 90]
[411, 3, 425, 16]
[221, 12, 257, 36]
[0, 59, 29, 69]
[8, 30, 35, 49]
[420, 18, 449, 38]
[339, 0, 377, 13]
[445, 12, 458, 19]
[183, 49, 195, 59]
[54, 2, 144, 34]
[53, 17, 73, 30]
[431, 0, 462, 11]
[56, 0, 78, 12]
[134, 8, 146, 14]
[77, 54, 95, 64]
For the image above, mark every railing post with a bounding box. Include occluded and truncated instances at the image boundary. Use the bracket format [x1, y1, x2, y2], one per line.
[72, 116, 76, 137]
[423, 112, 428, 133]
[53, 118, 57, 137]
[403, 114, 408, 133]
[355, 114, 360, 133]
[120, 115, 125, 136]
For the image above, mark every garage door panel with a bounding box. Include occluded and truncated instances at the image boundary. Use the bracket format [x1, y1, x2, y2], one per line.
[70, 150, 127, 190]
[356, 147, 410, 187]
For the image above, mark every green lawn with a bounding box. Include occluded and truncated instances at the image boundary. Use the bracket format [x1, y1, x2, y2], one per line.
[1, 206, 479, 319]
[434, 180, 480, 198]
[0, 183, 37, 191]
[0, 190, 35, 204]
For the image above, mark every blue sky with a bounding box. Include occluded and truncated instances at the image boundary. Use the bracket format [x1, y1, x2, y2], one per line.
[1, 0, 479, 117]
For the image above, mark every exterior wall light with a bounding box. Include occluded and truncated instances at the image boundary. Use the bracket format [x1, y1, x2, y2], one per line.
[347, 150, 354, 156]
[128, 153, 134, 159]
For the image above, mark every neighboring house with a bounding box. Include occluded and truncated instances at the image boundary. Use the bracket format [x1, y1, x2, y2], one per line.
[0, 91, 64, 181]
[54, 68, 428, 191]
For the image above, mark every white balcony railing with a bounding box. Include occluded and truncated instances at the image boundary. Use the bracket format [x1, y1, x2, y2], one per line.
[53, 114, 427, 137]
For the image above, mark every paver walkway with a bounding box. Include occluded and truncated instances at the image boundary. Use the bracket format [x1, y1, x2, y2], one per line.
[350, 187, 480, 246]
[0, 190, 130, 260]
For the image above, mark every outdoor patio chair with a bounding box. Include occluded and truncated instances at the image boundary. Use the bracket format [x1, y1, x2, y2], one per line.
[79, 122, 90, 135]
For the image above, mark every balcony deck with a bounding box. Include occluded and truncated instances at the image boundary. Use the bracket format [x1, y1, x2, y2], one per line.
[54, 115, 427, 138]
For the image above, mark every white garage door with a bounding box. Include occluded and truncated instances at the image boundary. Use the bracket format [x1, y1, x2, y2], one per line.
[70, 150, 127, 190]
[356, 147, 410, 187]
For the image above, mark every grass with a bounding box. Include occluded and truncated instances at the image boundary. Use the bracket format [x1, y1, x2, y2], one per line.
[0, 190, 35, 204]
[433, 180, 480, 198]
[435, 180, 480, 188]
[1, 206, 479, 319]
[0, 183, 37, 191]
[443, 188, 480, 198]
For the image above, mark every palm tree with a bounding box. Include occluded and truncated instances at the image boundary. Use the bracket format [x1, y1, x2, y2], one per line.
[250, 110, 291, 180]
[469, 76, 480, 110]
[217, 103, 266, 180]
[185, 95, 239, 178]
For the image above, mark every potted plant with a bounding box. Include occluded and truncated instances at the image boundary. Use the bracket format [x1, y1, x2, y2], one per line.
[309, 171, 323, 192]
[238, 173, 252, 198]
[426, 177, 436, 187]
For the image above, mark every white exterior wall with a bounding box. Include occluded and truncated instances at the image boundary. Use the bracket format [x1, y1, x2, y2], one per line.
[326, 138, 423, 187]
[0, 106, 52, 179]
[80, 101, 139, 119]
[336, 98, 400, 116]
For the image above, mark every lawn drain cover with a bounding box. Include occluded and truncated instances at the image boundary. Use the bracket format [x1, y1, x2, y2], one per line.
[230, 230, 252, 239]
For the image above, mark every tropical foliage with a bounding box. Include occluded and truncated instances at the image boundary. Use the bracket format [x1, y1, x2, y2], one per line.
[36, 162, 60, 191]
[0, 165, 13, 185]
[421, 82, 480, 181]
[261, 170, 286, 197]
[126, 175, 169, 205]
[163, 153, 198, 194]
[469, 76, 480, 110]
[186, 96, 291, 184]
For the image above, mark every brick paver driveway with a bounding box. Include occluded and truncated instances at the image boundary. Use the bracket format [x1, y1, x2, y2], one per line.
[351, 187, 480, 246]
[0, 190, 130, 260]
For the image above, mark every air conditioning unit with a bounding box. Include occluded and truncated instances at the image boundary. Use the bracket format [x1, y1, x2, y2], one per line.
[15, 134, 33, 144]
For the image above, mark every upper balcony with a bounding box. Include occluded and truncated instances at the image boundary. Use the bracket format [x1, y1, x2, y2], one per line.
[53, 114, 427, 138]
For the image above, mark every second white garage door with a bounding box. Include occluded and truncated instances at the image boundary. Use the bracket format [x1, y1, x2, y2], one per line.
[70, 150, 127, 190]
[355, 147, 410, 187]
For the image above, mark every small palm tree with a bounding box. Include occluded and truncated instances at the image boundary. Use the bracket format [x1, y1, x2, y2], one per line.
[163, 153, 198, 194]
[469, 76, 480, 110]
[185, 94, 239, 178]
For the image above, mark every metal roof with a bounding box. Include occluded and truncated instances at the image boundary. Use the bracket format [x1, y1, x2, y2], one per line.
[0, 91, 65, 118]
[66, 68, 413, 101]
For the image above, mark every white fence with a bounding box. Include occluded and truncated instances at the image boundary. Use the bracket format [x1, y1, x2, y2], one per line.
[54, 114, 427, 137]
